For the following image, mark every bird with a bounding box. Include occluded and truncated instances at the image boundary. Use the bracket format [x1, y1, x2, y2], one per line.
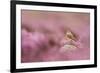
[64, 30, 77, 42]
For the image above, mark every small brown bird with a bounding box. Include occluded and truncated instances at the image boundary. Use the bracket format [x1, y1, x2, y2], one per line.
[64, 30, 77, 41]
[60, 31, 78, 52]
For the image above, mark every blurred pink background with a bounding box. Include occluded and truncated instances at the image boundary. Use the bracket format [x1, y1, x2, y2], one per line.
[21, 10, 90, 63]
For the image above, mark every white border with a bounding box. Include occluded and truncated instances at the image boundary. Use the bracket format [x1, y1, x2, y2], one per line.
[16, 4, 94, 69]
